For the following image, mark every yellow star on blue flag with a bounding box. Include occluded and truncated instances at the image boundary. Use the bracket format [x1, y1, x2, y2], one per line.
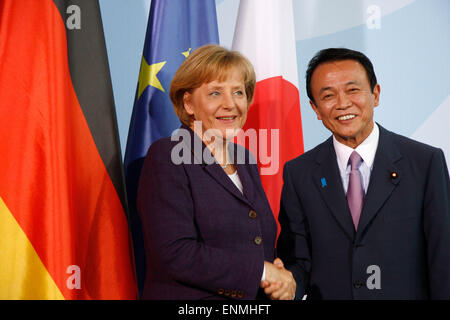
[138, 58, 166, 98]
[181, 48, 192, 58]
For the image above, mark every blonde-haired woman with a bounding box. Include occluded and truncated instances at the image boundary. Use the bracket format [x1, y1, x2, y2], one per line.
[137, 44, 295, 300]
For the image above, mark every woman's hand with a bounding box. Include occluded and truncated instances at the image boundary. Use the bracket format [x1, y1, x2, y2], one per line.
[260, 258, 296, 300]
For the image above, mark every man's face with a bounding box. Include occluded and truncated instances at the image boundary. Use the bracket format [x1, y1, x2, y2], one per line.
[309, 59, 380, 148]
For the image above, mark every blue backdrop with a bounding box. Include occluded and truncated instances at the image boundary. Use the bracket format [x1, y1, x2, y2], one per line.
[100, 0, 450, 168]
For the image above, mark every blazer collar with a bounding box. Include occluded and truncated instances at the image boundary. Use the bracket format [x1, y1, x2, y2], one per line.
[314, 137, 356, 240]
[313, 124, 402, 242]
[355, 124, 402, 242]
[174, 124, 254, 207]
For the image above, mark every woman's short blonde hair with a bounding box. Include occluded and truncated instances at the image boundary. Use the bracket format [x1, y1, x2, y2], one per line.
[170, 44, 256, 126]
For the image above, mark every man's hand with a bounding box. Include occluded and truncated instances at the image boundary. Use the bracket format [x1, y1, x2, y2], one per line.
[260, 258, 296, 300]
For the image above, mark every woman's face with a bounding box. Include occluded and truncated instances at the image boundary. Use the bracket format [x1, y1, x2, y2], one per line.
[183, 67, 248, 142]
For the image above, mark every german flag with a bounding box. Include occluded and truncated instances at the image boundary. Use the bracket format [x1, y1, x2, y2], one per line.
[0, 0, 137, 299]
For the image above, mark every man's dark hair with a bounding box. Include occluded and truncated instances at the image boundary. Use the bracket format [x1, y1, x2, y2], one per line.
[306, 48, 378, 103]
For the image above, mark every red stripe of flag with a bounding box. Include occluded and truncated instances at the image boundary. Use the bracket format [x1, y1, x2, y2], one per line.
[244, 76, 303, 230]
[0, 0, 136, 299]
[233, 0, 304, 235]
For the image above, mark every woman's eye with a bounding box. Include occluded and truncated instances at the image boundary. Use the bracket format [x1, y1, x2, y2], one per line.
[210, 91, 220, 96]
[234, 90, 244, 96]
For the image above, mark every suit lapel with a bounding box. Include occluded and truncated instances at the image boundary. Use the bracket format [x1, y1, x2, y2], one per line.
[232, 142, 257, 206]
[314, 138, 356, 240]
[204, 164, 252, 206]
[356, 125, 402, 241]
[180, 125, 253, 206]
[235, 163, 256, 206]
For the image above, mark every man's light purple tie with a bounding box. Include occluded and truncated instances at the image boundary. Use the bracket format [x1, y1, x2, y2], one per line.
[347, 151, 364, 230]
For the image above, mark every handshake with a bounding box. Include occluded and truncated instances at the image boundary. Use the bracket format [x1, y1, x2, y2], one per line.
[261, 258, 296, 300]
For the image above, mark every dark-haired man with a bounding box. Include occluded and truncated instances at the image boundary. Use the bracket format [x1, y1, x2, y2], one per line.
[277, 48, 450, 299]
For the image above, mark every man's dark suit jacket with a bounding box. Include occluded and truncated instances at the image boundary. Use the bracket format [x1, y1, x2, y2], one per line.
[277, 124, 450, 299]
[137, 125, 277, 300]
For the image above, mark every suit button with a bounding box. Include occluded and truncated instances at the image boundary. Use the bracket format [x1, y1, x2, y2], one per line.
[249, 210, 257, 219]
[237, 291, 244, 299]
[224, 290, 231, 296]
[353, 281, 364, 289]
[218, 288, 224, 295]
[254, 236, 262, 245]
[231, 290, 237, 298]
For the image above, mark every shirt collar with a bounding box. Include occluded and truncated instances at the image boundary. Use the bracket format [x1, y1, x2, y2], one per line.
[333, 122, 379, 171]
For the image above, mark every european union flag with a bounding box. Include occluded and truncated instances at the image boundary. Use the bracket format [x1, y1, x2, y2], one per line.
[124, 0, 219, 296]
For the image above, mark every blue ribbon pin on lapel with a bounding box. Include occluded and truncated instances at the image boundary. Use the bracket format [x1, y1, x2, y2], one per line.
[321, 177, 327, 188]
